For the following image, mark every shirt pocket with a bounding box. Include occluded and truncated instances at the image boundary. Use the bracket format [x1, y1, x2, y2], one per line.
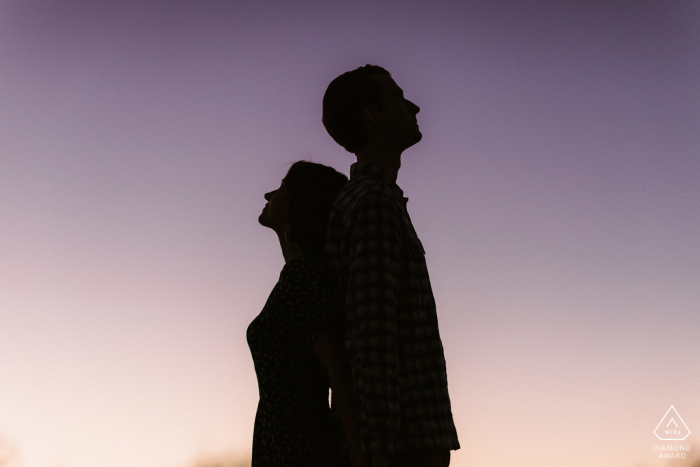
[409, 235, 426, 256]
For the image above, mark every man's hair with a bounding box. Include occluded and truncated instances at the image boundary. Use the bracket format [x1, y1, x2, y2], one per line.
[322, 65, 391, 153]
[283, 161, 348, 256]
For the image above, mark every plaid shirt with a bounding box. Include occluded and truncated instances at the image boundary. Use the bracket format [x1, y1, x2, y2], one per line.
[326, 162, 460, 456]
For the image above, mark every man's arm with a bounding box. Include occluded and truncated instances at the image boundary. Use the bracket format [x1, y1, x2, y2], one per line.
[344, 188, 403, 458]
[313, 332, 370, 467]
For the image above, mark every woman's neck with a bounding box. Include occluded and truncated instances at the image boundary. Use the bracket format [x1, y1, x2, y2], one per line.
[277, 232, 302, 263]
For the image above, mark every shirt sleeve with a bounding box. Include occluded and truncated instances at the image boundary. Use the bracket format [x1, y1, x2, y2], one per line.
[343, 188, 403, 456]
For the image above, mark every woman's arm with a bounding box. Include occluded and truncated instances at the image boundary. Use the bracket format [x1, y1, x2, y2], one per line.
[313, 331, 370, 467]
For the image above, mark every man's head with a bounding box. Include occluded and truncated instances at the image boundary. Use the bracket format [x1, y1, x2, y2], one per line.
[323, 65, 421, 154]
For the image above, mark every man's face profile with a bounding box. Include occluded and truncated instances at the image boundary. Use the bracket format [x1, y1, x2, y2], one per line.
[369, 73, 422, 151]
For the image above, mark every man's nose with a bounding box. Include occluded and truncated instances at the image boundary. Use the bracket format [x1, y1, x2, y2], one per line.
[408, 99, 420, 114]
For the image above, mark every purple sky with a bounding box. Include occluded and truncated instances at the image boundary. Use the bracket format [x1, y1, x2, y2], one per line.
[1, 1, 699, 467]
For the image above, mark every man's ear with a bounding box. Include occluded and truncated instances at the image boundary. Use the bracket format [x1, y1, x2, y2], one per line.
[362, 105, 380, 125]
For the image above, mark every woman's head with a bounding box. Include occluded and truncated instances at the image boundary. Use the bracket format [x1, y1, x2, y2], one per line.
[259, 161, 347, 256]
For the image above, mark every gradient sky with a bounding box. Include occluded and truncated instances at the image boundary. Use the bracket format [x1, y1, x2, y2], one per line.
[1, 1, 699, 467]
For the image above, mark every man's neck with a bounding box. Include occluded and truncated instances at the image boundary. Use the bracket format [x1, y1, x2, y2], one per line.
[355, 143, 402, 182]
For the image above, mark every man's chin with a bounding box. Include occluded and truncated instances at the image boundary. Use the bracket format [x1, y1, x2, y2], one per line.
[407, 130, 422, 148]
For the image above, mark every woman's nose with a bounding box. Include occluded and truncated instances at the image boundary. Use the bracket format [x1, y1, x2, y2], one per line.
[264, 190, 276, 200]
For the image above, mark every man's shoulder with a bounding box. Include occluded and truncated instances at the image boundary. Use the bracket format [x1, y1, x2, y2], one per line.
[333, 172, 397, 213]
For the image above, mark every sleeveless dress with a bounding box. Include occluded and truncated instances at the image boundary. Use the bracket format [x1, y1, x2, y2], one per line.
[247, 254, 344, 467]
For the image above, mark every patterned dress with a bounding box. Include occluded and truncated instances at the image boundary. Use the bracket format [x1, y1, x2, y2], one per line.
[247, 254, 344, 467]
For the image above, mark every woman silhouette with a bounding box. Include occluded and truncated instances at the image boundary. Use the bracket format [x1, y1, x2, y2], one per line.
[247, 161, 366, 467]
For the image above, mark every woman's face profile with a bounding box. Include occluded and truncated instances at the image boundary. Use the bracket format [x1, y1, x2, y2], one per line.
[258, 178, 290, 234]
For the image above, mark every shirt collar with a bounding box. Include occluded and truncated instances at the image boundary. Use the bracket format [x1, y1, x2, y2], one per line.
[350, 161, 408, 205]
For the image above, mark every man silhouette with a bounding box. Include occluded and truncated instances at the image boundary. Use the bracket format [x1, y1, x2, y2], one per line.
[324, 65, 460, 467]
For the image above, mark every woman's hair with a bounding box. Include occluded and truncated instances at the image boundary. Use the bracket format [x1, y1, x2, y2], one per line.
[283, 161, 348, 256]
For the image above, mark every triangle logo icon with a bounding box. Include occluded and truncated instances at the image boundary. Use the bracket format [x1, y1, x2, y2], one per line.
[654, 406, 691, 440]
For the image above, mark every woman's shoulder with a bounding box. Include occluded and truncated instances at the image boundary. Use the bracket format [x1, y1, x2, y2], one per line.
[279, 254, 342, 341]
[278, 254, 334, 295]
[281, 254, 328, 279]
